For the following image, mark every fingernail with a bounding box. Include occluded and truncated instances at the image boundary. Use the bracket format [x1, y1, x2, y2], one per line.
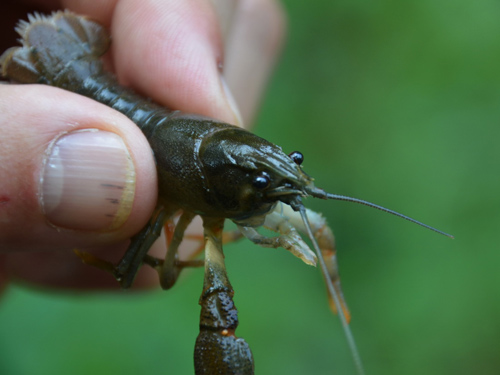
[221, 75, 244, 127]
[41, 130, 136, 231]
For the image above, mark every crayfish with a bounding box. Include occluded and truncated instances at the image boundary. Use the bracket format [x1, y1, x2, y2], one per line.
[0, 11, 452, 375]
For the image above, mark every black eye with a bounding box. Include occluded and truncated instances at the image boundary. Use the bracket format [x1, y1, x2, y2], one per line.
[289, 151, 304, 165]
[252, 171, 271, 189]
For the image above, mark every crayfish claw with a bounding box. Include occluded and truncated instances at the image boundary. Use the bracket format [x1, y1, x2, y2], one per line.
[194, 218, 254, 375]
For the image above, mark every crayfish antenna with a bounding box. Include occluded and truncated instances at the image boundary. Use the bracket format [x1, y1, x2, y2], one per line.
[306, 187, 454, 238]
[291, 198, 366, 375]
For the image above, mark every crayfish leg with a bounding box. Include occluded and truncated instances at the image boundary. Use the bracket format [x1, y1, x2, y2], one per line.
[113, 206, 169, 288]
[143, 211, 205, 289]
[155, 211, 196, 289]
[194, 218, 254, 375]
[73, 248, 116, 274]
[182, 224, 244, 262]
[238, 224, 317, 266]
[264, 203, 351, 323]
[73, 206, 170, 288]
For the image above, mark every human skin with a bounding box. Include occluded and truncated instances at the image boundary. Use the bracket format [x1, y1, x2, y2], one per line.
[0, 0, 285, 291]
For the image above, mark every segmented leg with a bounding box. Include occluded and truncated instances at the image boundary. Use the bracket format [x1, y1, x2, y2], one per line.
[183, 229, 243, 260]
[259, 203, 351, 322]
[76, 207, 207, 289]
[237, 224, 317, 266]
[194, 218, 254, 375]
[114, 207, 171, 288]
[147, 210, 197, 289]
[75, 206, 171, 288]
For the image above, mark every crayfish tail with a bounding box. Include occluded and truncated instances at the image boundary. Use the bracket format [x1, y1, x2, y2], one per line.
[0, 10, 109, 86]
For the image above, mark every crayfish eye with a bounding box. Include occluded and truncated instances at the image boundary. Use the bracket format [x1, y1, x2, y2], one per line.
[252, 171, 271, 189]
[289, 151, 304, 165]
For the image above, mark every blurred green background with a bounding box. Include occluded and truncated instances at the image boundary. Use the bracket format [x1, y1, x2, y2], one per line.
[1, 1, 499, 374]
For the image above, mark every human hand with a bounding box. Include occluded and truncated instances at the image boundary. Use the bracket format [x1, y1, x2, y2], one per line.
[0, 0, 285, 291]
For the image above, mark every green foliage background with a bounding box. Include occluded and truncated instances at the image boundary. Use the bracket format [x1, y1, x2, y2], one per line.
[1, 1, 499, 374]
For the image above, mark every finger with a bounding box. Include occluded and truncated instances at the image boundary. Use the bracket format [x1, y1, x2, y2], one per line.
[109, 0, 243, 126]
[213, 0, 287, 125]
[4, 239, 162, 290]
[208, 0, 238, 40]
[0, 84, 162, 288]
[0, 84, 157, 252]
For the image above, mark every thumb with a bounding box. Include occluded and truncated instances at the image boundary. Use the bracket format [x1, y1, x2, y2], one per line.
[0, 84, 157, 252]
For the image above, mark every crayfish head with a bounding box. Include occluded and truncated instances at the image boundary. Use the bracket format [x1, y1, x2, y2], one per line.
[199, 127, 315, 223]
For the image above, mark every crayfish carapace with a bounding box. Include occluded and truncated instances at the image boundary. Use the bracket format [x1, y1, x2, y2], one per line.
[0, 11, 452, 375]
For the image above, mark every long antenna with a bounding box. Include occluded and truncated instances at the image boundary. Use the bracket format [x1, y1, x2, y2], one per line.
[307, 188, 454, 239]
[293, 199, 366, 375]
